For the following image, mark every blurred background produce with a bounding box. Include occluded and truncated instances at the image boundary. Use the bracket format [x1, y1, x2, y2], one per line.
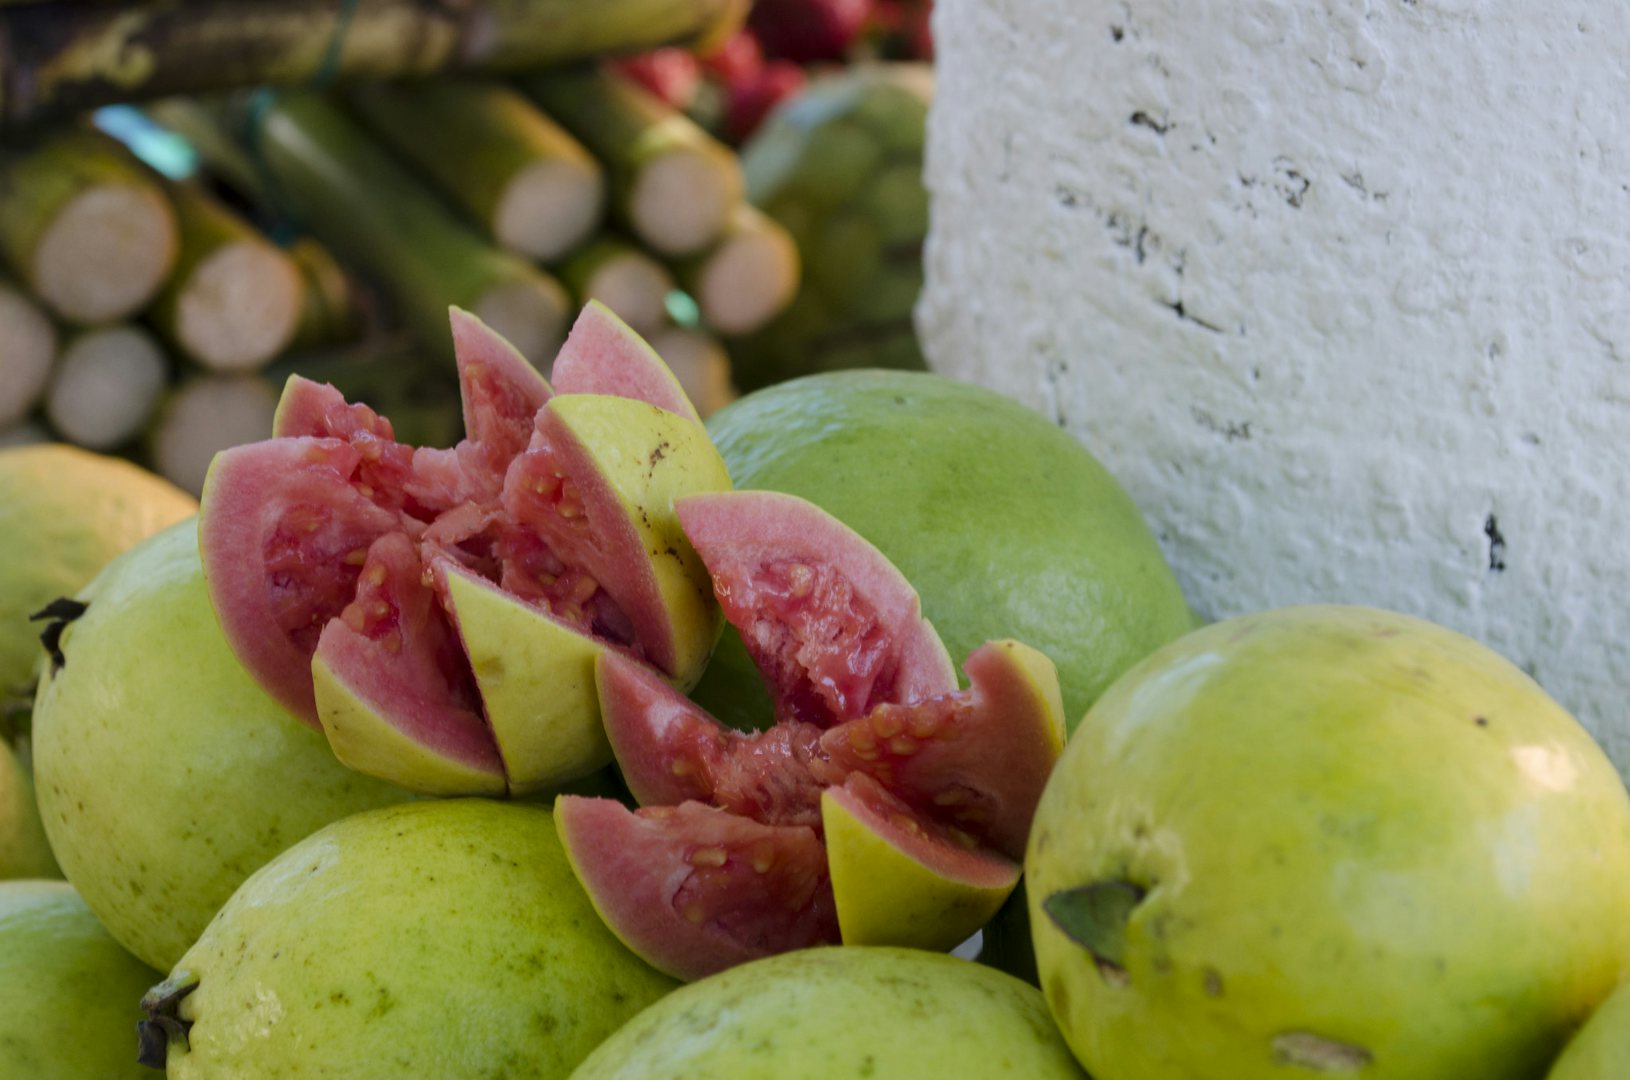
[0, 0, 936, 492]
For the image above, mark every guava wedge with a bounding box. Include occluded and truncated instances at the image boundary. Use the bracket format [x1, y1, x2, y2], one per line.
[200, 304, 730, 795]
[557, 491, 1065, 980]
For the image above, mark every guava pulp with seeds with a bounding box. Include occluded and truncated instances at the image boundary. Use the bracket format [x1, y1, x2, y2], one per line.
[557, 490, 1065, 980]
[141, 799, 677, 1079]
[698, 369, 1197, 733]
[1026, 605, 1630, 1080]
[571, 946, 1087, 1079]
[199, 303, 729, 795]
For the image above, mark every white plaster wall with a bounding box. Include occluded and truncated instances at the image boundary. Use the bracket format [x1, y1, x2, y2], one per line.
[921, 0, 1630, 773]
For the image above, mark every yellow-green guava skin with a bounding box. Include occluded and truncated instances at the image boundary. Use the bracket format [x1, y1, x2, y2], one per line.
[1026, 605, 1630, 1080]
[1547, 980, 1630, 1080]
[0, 880, 160, 1079]
[31, 520, 411, 971]
[0, 737, 59, 879]
[571, 946, 1086, 1079]
[0, 444, 196, 697]
[161, 799, 677, 1079]
[698, 370, 1195, 733]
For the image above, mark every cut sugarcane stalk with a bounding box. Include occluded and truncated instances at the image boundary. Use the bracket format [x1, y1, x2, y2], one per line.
[347, 80, 604, 262]
[0, 129, 178, 324]
[0, 277, 57, 426]
[286, 237, 364, 351]
[555, 236, 674, 337]
[150, 182, 304, 372]
[648, 324, 736, 419]
[148, 372, 279, 496]
[255, 93, 570, 367]
[44, 325, 169, 451]
[0, 0, 750, 131]
[521, 66, 744, 257]
[672, 203, 799, 336]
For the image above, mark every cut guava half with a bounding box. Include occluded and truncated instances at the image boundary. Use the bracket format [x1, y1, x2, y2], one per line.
[558, 491, 1065, 980]
[199, 304, 729, 795]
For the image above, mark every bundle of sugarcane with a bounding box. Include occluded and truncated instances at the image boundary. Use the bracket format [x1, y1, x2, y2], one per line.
[0, 0, 749, 132]
[727, 63, 932, 391]
[520, 65, 744, 258]
[346, 80, 605, 263]
[241, 91, 572, 369]
[0, 129, 178, 325]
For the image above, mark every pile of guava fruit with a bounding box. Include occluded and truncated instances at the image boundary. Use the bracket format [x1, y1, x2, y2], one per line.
[3, 304, 1628, 1080]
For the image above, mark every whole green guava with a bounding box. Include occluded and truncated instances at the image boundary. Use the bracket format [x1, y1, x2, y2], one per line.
[0, 736, 57, 880]
[0, 880, 160, 1079]
[31, 520, 411, 971]
[571, 945, 1085, 1078]
[1027, 605, 1630, 1080]
[697, 369, 1196, 733]
[1547, 980, 1630, 1080]
[143, 799, 677, 1078]
[0, 444, 195, 697]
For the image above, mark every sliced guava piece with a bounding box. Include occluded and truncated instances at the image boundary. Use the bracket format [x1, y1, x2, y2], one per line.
[597, 649, 826, 822]
[199, 306, 728, 795]
[555, 796, 838, 982]
[271, 375, 396, 442]
[312, 532, 505, 795]
[675, 489, 957, 727]
[506, 394, 729, 685]
[820, 639, 1066, 860]
[823, 773, 1020, 950]
[549, 300, 701, 424]
[561, 492, 1064, 979]
[199, 436, 407, 724]
[438, 560, 619, 794]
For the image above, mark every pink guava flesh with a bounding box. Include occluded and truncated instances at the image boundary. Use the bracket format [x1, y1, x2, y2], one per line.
[548, 302, 701, 424]
[199, 307, 702, 788]
[556, 796, 837, 983]
[561, 493, 1058, 979]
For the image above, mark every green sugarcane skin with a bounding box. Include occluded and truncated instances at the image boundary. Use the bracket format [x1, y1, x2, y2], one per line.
[0, 128, 173, 294]
[148, 181, 299, 363]
[0, 0, 749, 131]
[347, 79, 603, 246]
[521, 66, 742, 249]
[145, 98, 268, 203]
[285, 236, 361, 351]
[256, 93, 566, 363]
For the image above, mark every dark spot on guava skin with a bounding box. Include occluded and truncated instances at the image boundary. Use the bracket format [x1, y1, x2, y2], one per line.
[1474, 716, 1489, 727]
[1203, 968, 1223, 996]
[30, 596, 88, 671]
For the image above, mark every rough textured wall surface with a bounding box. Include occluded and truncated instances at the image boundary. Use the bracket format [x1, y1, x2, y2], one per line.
[921, 0, 1630, 773]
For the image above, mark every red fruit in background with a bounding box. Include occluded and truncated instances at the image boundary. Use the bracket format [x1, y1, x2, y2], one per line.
[611, 48, 705, 111]
[724, 62, 808, 145]
[749, 0, 874, 63]
[700, 29, 765, 85]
